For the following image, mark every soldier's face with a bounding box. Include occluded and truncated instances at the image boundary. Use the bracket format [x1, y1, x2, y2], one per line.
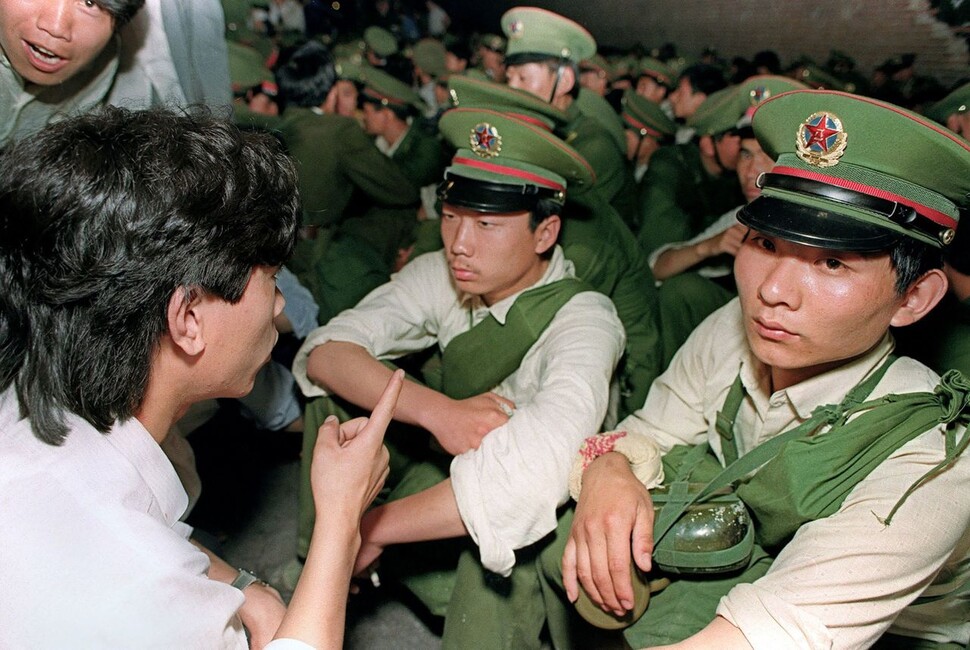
[669, 77, 705, 119]
[734, 230, 907, 390]
[0, 0, 115, 86]
[506, 62, 558, 103]
[361, 102, 388, 135]
[441, 203, 559, 306]
[635, 76, 667, 104]
[736, 138, 773, 203]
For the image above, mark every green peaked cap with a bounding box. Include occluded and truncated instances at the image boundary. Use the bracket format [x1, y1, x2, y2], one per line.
[926, 81, 970, 126]
[621, 89, 676, 139]
[739, 89, 970, 251]
[501, 6, 596, 63]
[360, 67, 425, 111]
[438, 107, 594, 211]
[364, 26, 397, 57]
[637, 57, 674, 88]
[690, 75, 809, 136]
[448, 75, 567, 130]
[413, 38, 448, 78]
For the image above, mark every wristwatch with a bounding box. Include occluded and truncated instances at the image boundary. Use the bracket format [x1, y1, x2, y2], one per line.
[231, 568, 268, 591]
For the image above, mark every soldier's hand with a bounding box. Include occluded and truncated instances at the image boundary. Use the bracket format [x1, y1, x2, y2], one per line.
[563, 452, 654, 616]
[426, 392, 515, 455]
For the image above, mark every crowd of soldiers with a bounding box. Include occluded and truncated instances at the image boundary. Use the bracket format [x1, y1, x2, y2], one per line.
[3, 0, 970, 648]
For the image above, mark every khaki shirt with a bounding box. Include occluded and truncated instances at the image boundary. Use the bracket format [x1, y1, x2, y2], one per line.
[620, 299, 970, 648]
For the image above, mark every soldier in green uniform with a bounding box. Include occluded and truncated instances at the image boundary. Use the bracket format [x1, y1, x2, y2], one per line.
[292, 107, 625, 650]
[620, 89, 677, 184]
[447, 74, 664, 420]
[357, 66, 446, 267]
[650, 76, 808, 365]
[926, 81, 970, 140]
[264, 40, 420, 321]
[635, 80, 744, 257]
[554, 89, 970, 649]
[635, 57, 674, 105]
[500, 7, 639, 232]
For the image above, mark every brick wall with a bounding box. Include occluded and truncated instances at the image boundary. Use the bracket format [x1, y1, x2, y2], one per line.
[510, 0, 968, 86]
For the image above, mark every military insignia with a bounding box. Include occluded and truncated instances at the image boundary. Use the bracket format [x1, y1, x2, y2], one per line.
[749, 86, 770, 106]
[508, 20, 524, 38]
[941, 228, 956, 245]
[449, 88, 459, 107]
[470, 122, 502, 158]
[795, 111, 847, 167]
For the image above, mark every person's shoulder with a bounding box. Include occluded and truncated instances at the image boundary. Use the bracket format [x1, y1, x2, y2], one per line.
[879, 354, 943, 396]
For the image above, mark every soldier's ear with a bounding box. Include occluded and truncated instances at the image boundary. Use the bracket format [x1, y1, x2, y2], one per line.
[533, 214, 561, 255]
[890, 268, 948, 328]
[698, 134, 716, 159]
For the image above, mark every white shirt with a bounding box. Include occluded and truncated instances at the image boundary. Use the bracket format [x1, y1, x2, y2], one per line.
[620, 299, 970, 648]
[293, 247, 625, 575]
[0, 389, 310, 649]
[646, 204, 742, 279]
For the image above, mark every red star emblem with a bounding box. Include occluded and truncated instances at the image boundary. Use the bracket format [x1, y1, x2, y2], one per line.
[803, 114, 839, 151]
[475, 126, 495, 150]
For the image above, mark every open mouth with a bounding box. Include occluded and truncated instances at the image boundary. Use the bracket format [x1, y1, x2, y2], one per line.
[23, 40, 68, 72]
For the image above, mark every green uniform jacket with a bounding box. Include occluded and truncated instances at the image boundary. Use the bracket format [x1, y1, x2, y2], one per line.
[391, 122, 447, 188]
[561, 102, 639, 233]
[275, 107, 420, 227]
[561, 188, 663, 419]
[636, 142, 744, 256]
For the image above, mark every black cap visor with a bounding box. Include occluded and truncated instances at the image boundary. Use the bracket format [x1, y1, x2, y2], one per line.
[738, 195, 901, 252]
[437, 175, 562, 213]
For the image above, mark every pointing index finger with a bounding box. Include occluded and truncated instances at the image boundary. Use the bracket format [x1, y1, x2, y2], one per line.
[366, 369, 404, 434]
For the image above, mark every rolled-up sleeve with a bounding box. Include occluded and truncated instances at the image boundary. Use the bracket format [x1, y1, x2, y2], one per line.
[450, 292, 625, 575]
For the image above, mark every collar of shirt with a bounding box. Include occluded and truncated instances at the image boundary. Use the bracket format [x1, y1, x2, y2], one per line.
[104, 417, 189, 526]
[376, 120, 411, 157]
[458, 245, 575, 326]
[738, 333, 896, 421]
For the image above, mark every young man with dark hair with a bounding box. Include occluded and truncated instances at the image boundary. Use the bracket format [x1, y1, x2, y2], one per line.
[0, 0, 145, 146]
[292, 107, 625, 648]
[552, 90, 970, 649]
[0, 106, 401, 648]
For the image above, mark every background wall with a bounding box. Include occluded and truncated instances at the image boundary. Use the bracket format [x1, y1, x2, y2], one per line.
[451, 0, 968, 87]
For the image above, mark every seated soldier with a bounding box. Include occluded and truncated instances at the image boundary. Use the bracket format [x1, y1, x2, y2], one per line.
[649, 76, 807, 365]
[444, 75, 664, 419]
[620, 89, 677, 185]
[292, 108, 625, 648]
[0, 106, 401, 648]
[550, 90, 970, 649]
[635, 71, 744, 258]
[500, 7, 639, 232]
[0, 0, 144, 147]
[259, 40, 422, 322]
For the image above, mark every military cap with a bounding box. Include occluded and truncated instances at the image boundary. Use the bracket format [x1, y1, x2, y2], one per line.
[437, 107, 594, 212]
[501, 7, 596, 64]
[580, 54, 615, 81]
[794, 62, 853, 92]
[334, 57, 368, 83]
[448, 75, 567, 130]
[689, 75, 809, 136]
[227, 41, 271, 93]
[636, 57, 674, 88]
[364, 26, 398, 58]
[739, 90, 970, 250]
[478, 33, 507, 53]
[413, 38, 448, 79]
[359, 67, 426, 112]
[620, 89, 676, 140]
[926, 82, 970, 126]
